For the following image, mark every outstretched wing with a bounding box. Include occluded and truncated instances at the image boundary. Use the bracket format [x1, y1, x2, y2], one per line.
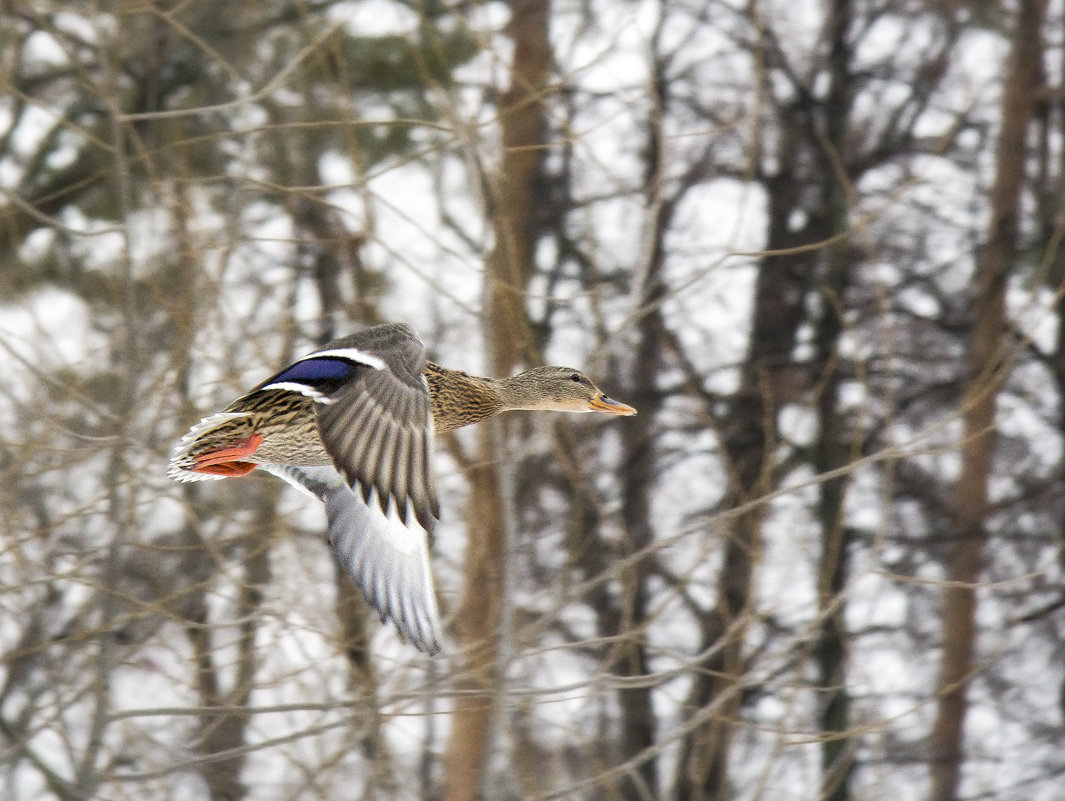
[262, 464, 442, 655]
[255, 324, 439, 533]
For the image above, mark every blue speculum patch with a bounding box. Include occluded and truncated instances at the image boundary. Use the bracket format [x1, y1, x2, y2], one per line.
[271, 357, 358, 385]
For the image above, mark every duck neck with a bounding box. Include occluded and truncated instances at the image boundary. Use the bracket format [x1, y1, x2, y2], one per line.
[425, 361, 504, 433]
[494, 370, 552, 411]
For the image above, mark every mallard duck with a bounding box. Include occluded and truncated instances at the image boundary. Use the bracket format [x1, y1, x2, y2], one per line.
[169, 322, 636, 654]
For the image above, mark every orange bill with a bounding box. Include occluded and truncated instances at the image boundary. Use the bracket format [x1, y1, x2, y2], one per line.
[588, 393, 637, 416]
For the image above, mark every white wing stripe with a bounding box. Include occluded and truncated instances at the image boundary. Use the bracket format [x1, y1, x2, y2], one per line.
[299, 347, 386, 370]
[258, 381, 326, 398]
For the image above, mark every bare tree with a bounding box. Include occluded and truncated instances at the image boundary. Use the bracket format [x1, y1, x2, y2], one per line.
[442, 2, 554, 800]
[4, 2, 1065, 801]
[928, 2, 1047, 799]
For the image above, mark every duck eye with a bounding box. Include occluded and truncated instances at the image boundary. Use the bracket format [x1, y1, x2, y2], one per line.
[570, 373, 581, 382]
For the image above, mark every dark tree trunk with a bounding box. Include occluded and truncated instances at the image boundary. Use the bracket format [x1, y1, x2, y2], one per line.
[927, 2, 1044, 800]
[814, 2, 857, 799]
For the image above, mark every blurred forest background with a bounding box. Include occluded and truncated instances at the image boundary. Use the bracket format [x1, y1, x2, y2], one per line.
[2, 1, 1064, 800]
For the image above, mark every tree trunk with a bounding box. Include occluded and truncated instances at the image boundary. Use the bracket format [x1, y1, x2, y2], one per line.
[814, 2, 857, 799]
[674, 164, 819, 801]
[611, 294, 662, 800]
[927, 2, 1045, 799]
[441, 2, 552, 799]
[185, 497, 274, 801]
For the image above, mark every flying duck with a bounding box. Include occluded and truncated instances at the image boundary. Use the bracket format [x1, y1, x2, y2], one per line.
[169, 322, 636, 654]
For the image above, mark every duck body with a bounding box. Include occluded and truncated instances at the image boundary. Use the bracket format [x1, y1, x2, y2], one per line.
[169, 323, 636, 654]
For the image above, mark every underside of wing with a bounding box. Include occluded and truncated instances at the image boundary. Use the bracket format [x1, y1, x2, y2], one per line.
[262, 464, 442, 655]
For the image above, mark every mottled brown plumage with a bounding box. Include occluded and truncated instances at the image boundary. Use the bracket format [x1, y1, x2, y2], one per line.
[423, 362, 503, 432]
[184, 390, 325, 464]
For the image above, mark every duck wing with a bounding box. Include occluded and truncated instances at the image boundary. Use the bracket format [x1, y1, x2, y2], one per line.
[262, 464, 442, 655]
[256, 323, 439, 533]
